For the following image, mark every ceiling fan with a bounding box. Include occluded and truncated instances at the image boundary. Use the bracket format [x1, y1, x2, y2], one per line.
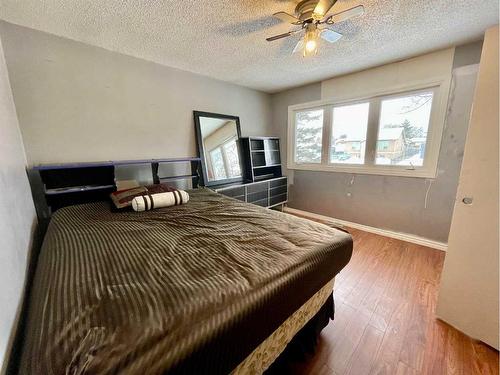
[266, 0, 365, 56]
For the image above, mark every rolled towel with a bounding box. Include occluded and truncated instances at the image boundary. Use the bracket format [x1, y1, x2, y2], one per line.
[131, 190, 190, 212]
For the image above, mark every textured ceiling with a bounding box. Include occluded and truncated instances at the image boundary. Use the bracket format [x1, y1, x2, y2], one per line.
[0, 0, 498, 93]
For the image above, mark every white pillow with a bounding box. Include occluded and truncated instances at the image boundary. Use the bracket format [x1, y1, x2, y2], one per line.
[132, 190, 189, 212]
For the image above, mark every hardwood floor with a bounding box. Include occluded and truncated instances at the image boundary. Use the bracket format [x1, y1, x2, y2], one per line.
[289, 226, 499, 375]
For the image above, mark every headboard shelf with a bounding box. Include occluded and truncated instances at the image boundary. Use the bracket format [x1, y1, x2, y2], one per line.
[31, 157, 203, 230]
[34, 157, 201, 170]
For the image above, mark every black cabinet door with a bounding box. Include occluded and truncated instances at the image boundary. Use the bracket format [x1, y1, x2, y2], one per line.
[247, 190, 268, 203]
[217, 186, 245, 202]
[270, 193, 287, 207]
[247, 181, 268, 194]
[270, 177, 287, 188]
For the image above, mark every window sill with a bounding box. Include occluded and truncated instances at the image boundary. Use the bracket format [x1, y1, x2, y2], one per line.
[288, 163, 436, 178]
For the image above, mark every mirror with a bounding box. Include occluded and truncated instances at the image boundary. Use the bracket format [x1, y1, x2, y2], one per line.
[194, 111, 244, 186]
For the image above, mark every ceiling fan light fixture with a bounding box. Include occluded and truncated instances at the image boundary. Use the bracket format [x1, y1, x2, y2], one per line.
[305, 38, 317, 54]
[303, 26, 319, 56]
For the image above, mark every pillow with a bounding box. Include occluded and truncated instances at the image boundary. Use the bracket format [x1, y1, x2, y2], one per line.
[110, 183, 176, 210]
[132, 190, 190, 212]
[110, 186, 148, 209]
[144, 183, 177, 194]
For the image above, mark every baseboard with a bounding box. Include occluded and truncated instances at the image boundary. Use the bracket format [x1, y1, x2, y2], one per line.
[284, 207, 448, 251]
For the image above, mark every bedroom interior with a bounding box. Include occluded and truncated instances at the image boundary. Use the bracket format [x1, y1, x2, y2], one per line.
[0, 1, 498, 374]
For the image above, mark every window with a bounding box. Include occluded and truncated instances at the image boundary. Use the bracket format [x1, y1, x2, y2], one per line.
[209, 137, 241, 180]
[288, 82, 449, 178]
[210, 148, 226, 180]
[222, 139, 242, 177]
[330, 103, 369, 165]
[376, 91, 433, 167]
[294, 109, 323, 164]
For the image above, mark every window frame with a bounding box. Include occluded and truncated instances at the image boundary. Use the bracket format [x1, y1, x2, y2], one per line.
[287, 77, 451, 178]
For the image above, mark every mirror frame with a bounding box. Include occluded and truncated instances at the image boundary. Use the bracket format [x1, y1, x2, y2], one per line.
[193, 110, 244, 187]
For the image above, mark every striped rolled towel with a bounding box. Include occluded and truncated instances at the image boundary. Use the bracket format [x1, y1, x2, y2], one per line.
[131, 190, 190, 212]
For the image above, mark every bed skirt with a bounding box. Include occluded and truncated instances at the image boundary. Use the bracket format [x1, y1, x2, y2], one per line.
[232, 279, 335, 374]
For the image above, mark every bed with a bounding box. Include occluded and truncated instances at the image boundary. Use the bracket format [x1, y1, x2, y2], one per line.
[18, 186, 352, 374]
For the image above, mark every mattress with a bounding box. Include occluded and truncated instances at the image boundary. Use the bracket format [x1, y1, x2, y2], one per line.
[19, 189, 352, 374]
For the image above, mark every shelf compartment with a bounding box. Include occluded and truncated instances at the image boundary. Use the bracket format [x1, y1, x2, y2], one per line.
[250, 139, 265, 151]
[264, 139, 280, 151]
[45, 184, 115, 195]
[251, 152, 266, 167]
[264, 150, 281, 166]
[40, 165, 114, 190]
[253, 165, 282, 181]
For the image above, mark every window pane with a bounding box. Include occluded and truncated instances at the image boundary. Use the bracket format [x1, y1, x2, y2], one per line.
[222, 139, 241, 178]
[210, 148, 227, 180]
[376, 91, 434, 166]
[295, 109, 323, 164]
[330, 103, 369, 164]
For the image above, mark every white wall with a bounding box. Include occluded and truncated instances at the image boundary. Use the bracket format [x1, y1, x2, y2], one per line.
[321, 48, 455, 100]
[0, 34, 37, 372]
[437, 26, 499, 349]
[0, 22, 274, 165]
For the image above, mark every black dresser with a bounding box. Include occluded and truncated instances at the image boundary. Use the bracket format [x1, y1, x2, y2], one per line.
[214, 176, 288, 209]
[212, 136, 287, 209]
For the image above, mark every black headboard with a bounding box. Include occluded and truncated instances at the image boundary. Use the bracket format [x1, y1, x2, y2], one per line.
[31, 157, 202, 226]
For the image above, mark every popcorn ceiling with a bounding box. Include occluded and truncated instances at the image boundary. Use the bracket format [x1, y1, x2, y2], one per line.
[0, 0, 497, 93]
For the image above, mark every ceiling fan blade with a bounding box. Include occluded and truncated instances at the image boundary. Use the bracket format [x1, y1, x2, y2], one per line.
[266, 31, 293, 42]
[266, 28, 303, 42]
[313, 0, 338, 17]
[325, 5, 365, 24]
[292, 40, 304, 54]
[273, 11, 302, 25]
[320, 29, 343, 43]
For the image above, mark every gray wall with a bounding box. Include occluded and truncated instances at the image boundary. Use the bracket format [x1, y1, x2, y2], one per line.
[271, 43, 483, 243]
[0, 35, 37, 372]
[0, 22, 274, 165]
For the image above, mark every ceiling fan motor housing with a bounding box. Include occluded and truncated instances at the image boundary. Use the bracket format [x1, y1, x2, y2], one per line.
[295, 0, 322, 21]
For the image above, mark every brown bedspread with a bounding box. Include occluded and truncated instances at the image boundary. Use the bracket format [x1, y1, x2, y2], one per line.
[19, 189, 352, 374]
